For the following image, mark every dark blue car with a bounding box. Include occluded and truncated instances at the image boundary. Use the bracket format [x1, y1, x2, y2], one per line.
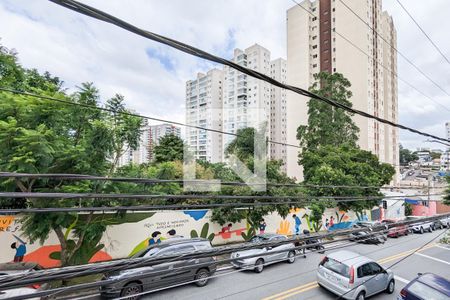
[399, 273, 450, 300]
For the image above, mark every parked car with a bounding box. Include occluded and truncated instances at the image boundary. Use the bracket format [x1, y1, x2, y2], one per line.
[348, 223, 385, 244]
[381, 219, 409, 238]
[399, 272, 450, 300]
[0, 262, 46, 300]
[432, 219, 445, 230]
[317, 250, 395, 300]
[438, 214, 450, 228]
[231, 233, 296, 273]
[101, 238, 217, 299]
[405, 216, 433, 234]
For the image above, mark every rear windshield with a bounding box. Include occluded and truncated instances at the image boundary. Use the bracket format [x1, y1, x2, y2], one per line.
[408, 281, 448, 300]
[321, 258, 350, 278]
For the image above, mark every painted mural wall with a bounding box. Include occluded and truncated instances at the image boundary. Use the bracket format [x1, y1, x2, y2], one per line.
[0, 207, 370, 268]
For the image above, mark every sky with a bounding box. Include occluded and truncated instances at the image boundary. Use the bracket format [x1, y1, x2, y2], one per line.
[1, 0, 449, 151]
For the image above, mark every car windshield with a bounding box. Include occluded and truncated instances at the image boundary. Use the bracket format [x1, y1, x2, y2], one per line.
[408, 281, 448, 300]
[321, 258, 350, 278]
[249, 236, 269, 243]
[133, 247, 160, 258]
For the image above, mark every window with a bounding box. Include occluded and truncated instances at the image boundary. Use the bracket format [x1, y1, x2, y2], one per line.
[357, 264, 372, 278]
[321, 258, 350, 278]
[312, 45, 318, 49]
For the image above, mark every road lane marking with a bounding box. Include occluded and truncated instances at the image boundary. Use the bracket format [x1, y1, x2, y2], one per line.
[414, 252, 450, 265]
[435, 244, 450, 251]
[262, 244, 436, 300]
[274, 283, 319, 300]
[378, 244, 436, 264]
[394, 275, 409, 284]
[261, 281, 318, 300]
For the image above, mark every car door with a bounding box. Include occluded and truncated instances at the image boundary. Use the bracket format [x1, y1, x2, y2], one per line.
[368, 262, 388, 294]
[161, 245, 197, 285]
[357, 263, 377, 295]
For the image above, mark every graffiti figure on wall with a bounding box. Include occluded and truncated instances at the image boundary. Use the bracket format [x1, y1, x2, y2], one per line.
[167, 229, 183, 239]
[329, 216, 335, 228]
[149, 231, 162, 246]
[293, 214, 302, 235]
[259, 219, 267, 234]
[10, 234, 27, 262]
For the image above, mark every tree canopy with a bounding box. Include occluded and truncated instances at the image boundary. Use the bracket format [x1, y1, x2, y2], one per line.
[399, 144, 419, 165]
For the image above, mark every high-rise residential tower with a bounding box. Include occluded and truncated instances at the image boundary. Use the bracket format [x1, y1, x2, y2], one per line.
[185, 69, 224, 162]
[286, 0, 399, 180]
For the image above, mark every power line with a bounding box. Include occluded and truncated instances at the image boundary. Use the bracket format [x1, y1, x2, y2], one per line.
[0, 87, 299, 149]
[290, 0, 450, 114]
[396, 0, 450, 67]
[0, 171, 432, 190]
[339, 0, 450, 99]
[0, 215, 445, 293]
[45, 0, 450, 143]
[0, 194, 436, 214]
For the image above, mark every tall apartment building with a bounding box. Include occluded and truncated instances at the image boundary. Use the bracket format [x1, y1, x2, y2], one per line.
[222, 45, 271, 151]
[286, 0, 399, 180]
[186, 69, 224, 162]
[117, 122, 181, 166]
[186, 44, 288, 167]
[148, 123, 182, 161]
[270, 58, 288, 171]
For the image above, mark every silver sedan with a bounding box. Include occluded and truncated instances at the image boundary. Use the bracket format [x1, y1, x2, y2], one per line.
[230, 233, 296, 273]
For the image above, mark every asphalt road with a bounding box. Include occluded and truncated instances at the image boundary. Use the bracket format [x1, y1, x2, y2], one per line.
[141, 229, 450, 300]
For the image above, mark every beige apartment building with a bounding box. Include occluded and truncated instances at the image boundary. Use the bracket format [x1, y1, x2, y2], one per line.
[286, 0, 399, 181]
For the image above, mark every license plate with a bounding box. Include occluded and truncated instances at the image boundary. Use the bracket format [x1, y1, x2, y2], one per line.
[325, 272, 338, 282]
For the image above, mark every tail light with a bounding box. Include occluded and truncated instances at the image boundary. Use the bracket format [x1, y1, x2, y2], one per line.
[400, 288, 407, 298]
[30, 284, 40, 289]
[319, 256, 327, 266]
[349, 266, 355, 284]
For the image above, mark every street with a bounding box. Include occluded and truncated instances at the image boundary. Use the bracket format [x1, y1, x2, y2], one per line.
[142, 230, 450, 300]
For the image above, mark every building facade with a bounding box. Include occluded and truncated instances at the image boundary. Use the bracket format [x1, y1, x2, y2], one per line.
[117, 122, 181, 167]
[286, 0, 399, 180]
[186, 45, 287, 166]
[186, 69, 224, 162]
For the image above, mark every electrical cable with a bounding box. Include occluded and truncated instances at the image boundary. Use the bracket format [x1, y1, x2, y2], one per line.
[42, 0, 450, 143]
[395, 0, 450, 67]
[3, 224, 432, 300]
[0, 215, 446, 291]
[338, 0, 450, 99]
[0, 193, 440, 214]
[0, 171, 433, 190]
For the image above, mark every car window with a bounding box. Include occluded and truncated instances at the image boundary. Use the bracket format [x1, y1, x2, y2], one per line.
[194, 242, 212, 251]
[321, 258, 350, 278]
[368, 263, 382, 275]
[250, 236, 268, 243]
[142, 247, 160, 258]
[408, 281, 448, 300]
[357, 263, 373, 278]
[159, 245, 196, 256]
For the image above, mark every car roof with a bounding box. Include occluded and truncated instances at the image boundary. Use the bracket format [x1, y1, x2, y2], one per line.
[416, 273, 450, 296]
[327, 250, 372, 266]
[157, 237, 209, 247]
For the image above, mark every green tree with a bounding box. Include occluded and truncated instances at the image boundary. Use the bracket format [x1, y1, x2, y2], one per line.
[443, 176, 450, 206]
[297, 72, 394, 229]
[0, 45, 142, 267]
[399, 144, 419, 165]
[153, 134, 185, 163]
[297, 72, 359, 151]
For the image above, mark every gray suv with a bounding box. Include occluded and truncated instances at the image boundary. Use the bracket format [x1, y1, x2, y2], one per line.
[101, 238, 217, 299]
[317, 250, 395, 300]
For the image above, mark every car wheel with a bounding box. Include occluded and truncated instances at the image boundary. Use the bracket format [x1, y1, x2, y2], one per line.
[420, 227, 424, 234]
[428, 226, 433, 233]
[194, 268, 210, 287]
[254, 259, 264, 273]
[356, 291, 365, 300]
[386, 279, 395, 294]
[404, 230, 409, 236]
[120, 282, 142, 300]
[287, 251, 296, 264]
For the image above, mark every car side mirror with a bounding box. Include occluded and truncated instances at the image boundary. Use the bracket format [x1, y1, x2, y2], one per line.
[417, 272, 423, 276]
[266, 247, 273, 251]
